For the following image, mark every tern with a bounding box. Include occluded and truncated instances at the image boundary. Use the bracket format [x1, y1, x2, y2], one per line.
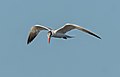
[27, 23, 101, 44]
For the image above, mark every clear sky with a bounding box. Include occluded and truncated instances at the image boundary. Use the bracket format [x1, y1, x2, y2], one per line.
[0, 0, 120, 77]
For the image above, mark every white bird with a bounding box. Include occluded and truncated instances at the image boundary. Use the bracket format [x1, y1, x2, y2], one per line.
[27, 23, 101, 44]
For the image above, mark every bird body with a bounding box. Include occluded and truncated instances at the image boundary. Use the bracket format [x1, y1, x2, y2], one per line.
[27, 23, 101, 44]
[50, 32, 71, 38]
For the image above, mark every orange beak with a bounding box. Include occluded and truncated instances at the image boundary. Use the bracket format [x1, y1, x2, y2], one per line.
[48, 37, 51, 44]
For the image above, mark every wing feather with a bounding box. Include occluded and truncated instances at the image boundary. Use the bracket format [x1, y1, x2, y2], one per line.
[27, 25, 51, 44]
[56, 23, 101, 39]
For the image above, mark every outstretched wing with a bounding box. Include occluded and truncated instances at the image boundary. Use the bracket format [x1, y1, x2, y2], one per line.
[56, 23, 101, 39]
[27, 25, 52, 44]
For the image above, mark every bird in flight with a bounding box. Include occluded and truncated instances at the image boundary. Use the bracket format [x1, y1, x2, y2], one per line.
[27, 23, 101, 44]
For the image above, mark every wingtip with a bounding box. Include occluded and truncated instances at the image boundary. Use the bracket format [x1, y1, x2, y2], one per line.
[27, 41, 30, 45]
[99, 37, 102, 40]
[27, 36, 31, 45]
[27, 37, 32, 45]
[97, 36, 102, 40]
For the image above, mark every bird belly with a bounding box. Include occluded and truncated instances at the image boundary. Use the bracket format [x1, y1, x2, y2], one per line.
[52, 33, 65, 38]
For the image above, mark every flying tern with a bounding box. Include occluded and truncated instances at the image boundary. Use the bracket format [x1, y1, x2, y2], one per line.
[27, 23, 101, 44]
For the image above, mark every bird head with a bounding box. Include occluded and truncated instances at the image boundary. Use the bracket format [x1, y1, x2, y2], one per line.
[47, 31, 52, 44]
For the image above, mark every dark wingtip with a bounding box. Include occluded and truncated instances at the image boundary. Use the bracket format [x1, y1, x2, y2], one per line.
[27, 32, 37, 45]
[96, 36, 102, 40]
[27, 36, 33, 45]
[27, 41, 30, 45]
[99, 37, 102, 39]
[27, 39, 30, 45]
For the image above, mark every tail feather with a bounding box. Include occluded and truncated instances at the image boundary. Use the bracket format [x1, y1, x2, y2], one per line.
[66, 35, 74, 38]
[63, 35, 74, 39]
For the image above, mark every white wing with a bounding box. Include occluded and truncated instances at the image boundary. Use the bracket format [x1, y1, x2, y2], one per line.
[56, 23, 101, 39]
[27, 25, 52, 44]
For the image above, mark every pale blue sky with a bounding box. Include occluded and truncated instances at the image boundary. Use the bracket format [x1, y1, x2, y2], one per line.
[0, 0, 120, 77]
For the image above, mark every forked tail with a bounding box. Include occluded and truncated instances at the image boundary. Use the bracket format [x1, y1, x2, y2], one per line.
[63, 35, 74, 39]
